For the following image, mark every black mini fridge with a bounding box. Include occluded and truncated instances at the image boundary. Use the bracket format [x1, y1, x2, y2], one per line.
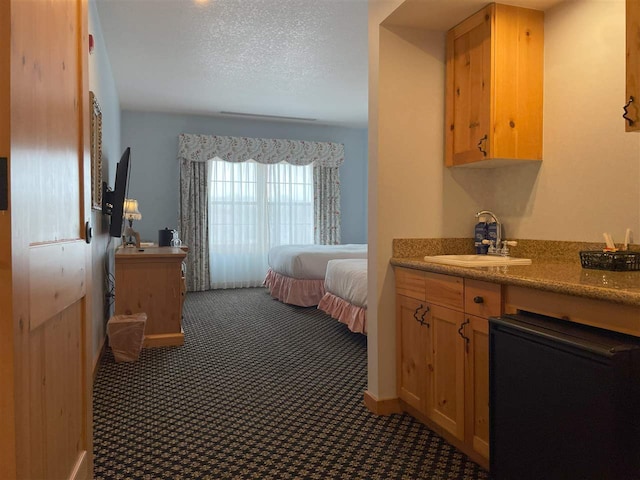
[489, 313, 640, 480]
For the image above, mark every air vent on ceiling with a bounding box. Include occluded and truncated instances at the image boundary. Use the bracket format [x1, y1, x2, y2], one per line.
[220, 111, 317, 122]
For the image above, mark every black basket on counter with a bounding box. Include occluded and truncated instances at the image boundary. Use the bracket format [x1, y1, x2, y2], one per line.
[579, 250, 640, 271]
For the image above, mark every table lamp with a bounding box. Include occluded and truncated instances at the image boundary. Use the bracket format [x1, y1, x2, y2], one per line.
[123, 198, 142, 247]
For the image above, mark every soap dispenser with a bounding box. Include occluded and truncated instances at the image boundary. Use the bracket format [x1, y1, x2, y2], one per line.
[474, 217, 489, 254]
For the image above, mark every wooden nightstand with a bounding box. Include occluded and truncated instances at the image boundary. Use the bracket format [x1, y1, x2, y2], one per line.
[115, 246, 187, 347]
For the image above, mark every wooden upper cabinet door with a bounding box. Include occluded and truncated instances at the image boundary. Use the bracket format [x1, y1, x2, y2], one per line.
[446, 5, 492, 166]
[446, 3, 544, 167]
[625, 0, 640, 132]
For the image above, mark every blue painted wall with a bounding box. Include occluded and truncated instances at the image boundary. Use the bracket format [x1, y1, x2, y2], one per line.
[89, 0, 122, 363]
[120, 111, 368, 244]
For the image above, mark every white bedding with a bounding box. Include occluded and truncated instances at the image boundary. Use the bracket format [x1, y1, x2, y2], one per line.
[267, 244, 367, 279]
[324, 259, 368, 307]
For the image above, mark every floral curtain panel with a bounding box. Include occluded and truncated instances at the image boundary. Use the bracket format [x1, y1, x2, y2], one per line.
[178, 134, 344, 291]
[179, 158, 210, 292]
[313, 165, 340, 245]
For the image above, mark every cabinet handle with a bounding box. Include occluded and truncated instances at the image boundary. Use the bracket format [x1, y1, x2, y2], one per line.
[473, 296, 484, 304]
[420, 306, 430, 327]
[413, 304, 430, 327]
[477, 134, 488, 157]
[458, 319, 470, 353]
[413, 304, 423, 322]
[623, 96, 635, 126]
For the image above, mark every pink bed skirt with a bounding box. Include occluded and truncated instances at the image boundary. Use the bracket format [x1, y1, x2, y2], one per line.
[264, 269, 326, 307]
[318, 292, 367, 334]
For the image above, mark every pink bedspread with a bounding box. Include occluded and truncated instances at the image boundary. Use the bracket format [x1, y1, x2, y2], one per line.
[264, 269, 325, 307]
[318, 292, 367, 334]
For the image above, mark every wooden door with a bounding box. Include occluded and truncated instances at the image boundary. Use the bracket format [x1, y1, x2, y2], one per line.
[396, 295, 431, 415]
[626, 0, 640, 131]
[445, 4, 492, 166]
[464, 314, 490, 461]
[429, 304, 465, 441]
[0, 0, 93, 478]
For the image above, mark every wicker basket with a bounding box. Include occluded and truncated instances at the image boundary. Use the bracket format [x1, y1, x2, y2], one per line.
[579, 251, 640, 272]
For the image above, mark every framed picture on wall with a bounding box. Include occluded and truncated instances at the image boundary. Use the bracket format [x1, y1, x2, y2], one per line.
[90, 91, 103, 210]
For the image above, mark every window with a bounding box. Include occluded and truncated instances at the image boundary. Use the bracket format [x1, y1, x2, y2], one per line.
[208, 158, 313, 288]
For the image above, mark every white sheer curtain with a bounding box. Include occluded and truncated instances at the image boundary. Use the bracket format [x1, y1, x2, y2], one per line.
[208, 158, 314, 288]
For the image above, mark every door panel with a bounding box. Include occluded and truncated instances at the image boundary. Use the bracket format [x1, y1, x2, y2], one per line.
[450, 9, 491, 165]
[465, 314, 490, 460]
[29, 242, 87, 331]
[396, 295, 430, 414]
[429, 304, 465, 440]
[29, 304, 85, 479]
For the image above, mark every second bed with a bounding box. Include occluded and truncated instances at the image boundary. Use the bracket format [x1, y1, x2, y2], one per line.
[318, 258, 367, 334]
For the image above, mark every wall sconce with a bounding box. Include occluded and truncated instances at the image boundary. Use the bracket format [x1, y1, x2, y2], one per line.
[123, 198, 142, 247]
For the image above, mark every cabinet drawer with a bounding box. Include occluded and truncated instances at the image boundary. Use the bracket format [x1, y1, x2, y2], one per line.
[464, 279, 502, 318]
[425, 272, 464, 311]
[396, 268, 426, 300]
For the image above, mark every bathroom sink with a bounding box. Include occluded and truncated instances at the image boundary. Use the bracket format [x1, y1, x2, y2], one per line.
[423, 254, 532, 267]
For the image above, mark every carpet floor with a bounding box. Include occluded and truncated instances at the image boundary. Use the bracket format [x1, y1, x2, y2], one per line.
[93, 287, 490, 479]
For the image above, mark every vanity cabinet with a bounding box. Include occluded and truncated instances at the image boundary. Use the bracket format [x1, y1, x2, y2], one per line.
[395, 268, 499, 467]
[625, 0, 640, 131]
[445, 3, 544, 167]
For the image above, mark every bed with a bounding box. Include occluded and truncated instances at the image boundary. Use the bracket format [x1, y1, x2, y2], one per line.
[264, 244, 367, 307]
[318, 259, 367, 334]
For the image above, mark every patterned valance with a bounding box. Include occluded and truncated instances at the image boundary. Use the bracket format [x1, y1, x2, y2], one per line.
[178, 133, 344, 167]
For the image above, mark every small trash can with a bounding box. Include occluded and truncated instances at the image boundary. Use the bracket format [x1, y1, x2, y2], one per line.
[107, 313, 147, 363]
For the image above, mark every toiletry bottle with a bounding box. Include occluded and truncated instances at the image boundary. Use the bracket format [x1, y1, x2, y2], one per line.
[474, 219, 489, 254]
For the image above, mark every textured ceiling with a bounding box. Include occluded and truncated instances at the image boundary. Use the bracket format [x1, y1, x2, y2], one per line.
[95, 0, 566, 128]
[96, 0, 369, 127]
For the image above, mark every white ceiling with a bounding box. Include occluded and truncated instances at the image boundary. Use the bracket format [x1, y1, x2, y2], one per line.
[95, 0, 566, 129]
[96, 0, 369, 127]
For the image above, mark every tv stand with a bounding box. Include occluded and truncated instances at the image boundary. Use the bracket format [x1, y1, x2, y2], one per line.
[115, 246, 187, 347]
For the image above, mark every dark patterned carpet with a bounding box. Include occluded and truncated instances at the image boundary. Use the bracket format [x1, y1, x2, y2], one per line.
[93, 287, 490, 479]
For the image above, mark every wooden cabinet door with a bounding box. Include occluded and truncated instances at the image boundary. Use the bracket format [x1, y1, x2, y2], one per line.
[446, 6, 492, 166]
[446, 4, 543, 166]
[626, 0, 640, 131]
[396, 295, 431, 415]
[464, 315, 490, 461]
[429, 304, 465, 441]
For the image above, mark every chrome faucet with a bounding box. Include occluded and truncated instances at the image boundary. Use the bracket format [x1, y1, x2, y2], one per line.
[476, 210, 501, 253]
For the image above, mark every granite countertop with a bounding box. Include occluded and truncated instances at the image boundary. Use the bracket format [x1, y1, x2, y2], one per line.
[391, 238, 640, 307]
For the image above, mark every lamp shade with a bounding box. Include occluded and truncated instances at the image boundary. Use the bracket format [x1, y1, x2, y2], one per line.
[123, 198, 142, 221]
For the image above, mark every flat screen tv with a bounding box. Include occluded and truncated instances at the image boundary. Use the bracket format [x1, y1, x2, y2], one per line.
[102, 147, 130, 238]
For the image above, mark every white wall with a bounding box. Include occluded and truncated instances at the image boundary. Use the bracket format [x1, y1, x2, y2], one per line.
[368, 0, 640, 401]
[487, 0, 640, 242]
[88, 0, 121, 365]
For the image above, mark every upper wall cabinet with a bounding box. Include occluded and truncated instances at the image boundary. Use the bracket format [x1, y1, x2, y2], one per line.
[445, 3, 544, 167]
[625, 0, 640, 132]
